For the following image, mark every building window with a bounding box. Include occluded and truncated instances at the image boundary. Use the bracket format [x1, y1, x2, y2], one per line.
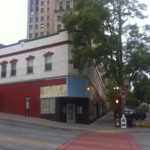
[73, 62, 78, 69]
[41, 8, 44, 13]
[1, 64, 7, 78]
[35, 32, 38, 38]
[57, 16, 61, 22]
[41, 16, 44, 21]
[26, 56, 35, 74]
[36, 0, 39, 13]
[27, 59, 33, 74]
[29, 17, 33, 23]
[47, 16, 49, 21]
[57, 24, 61, 32]
[77, 106, 83, 114]
[47, 23, 49, 28]
[36, 6, 39, 13]
[45, 55, 52, 71]
[47, 0, 50, 5]
[47, 7, 50, 12]
[11, 62, 16, 76]
[29, 25, 32, 30]
[36, 0, 39, 5]
[41, 1, 44, 6]
[59, 2, 63, 10]
[35, 17, 38, 22]
[66, 1, 70, 10]
[41, 32, 44, 37]
[43, 52, 54, 71]
[40, 98, 56, 114]
[30, 0, 33, 13]
[29, 33, 32, 39]
[35, 24, 38, 29]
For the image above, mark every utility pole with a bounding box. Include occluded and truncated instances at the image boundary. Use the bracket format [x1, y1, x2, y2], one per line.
[118, 3, 125, 116]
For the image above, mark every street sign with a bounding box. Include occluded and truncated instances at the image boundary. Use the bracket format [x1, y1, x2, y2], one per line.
[120, 87, 126, 96]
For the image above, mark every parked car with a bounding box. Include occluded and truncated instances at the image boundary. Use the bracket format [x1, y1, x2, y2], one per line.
[125, 108, 133, 115]
[132, 109, 147, 120]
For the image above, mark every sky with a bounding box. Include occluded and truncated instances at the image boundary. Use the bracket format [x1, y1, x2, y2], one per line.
[0, 0, 27, 45]
[0, 0, 149, 45]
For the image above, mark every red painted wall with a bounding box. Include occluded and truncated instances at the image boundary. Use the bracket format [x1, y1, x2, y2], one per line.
[0, 78, 66, 117]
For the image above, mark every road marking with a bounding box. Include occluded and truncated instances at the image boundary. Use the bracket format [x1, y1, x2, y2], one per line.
[97, 130, 116, 133]
[0, 136, 59, 148]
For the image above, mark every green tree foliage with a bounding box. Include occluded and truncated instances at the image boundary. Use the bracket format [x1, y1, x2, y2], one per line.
[125, 48, 150, 81]
[126, 92, 139, 108]
[133, 74, 150, 104]
[62, 0, 149, 84]
[105, 78, 120, 108]
[62, 0, 110, 71]
[62, 0, 150, 106]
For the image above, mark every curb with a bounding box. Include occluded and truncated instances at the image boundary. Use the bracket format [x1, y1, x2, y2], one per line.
[133, 122, 150, 127]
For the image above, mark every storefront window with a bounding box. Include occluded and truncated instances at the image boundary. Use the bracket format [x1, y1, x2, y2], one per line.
[40, 98, 56, 114]
[62, 106, 66, 114]
[77, 106, 83, 114]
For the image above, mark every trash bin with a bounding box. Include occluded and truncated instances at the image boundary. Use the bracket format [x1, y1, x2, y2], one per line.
[125, 114, 133, 127]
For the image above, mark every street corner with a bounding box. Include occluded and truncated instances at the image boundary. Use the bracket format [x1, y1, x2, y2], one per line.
[56, 131, 140, 150]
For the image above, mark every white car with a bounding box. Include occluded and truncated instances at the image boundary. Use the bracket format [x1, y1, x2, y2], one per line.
[125, 108, 133, 115]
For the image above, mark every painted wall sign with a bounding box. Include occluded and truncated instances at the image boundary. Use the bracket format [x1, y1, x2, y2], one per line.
[40, 84, 67, 97]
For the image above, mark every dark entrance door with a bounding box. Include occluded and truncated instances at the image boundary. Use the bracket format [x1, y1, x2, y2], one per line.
[67, 104, 75, 123]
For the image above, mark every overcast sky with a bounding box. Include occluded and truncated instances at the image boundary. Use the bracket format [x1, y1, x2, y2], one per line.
[0, 0, 149, 45]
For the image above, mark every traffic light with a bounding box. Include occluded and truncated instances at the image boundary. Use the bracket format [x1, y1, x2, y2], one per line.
[115, 99, 120, 105]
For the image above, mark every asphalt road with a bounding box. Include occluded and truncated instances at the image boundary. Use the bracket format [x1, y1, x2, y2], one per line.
[0, 112, 149, 150]
[0, 119, 82, 150]
[131, 112, 150, 150]
[131, 131, 150, 150]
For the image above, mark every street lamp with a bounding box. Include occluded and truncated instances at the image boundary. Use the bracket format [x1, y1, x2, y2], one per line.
[87, 87, 90, 91]
[113, 87, 119, 90]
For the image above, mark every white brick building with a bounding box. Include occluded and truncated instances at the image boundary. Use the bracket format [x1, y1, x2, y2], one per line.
[0, 31, 106, 124]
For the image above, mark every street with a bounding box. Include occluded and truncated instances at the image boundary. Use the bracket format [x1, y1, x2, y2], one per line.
[0, 112, 149, 150]
[132, 131, 150, 150]
[131, 112, 150, 150]
[0, 119, 82, 150]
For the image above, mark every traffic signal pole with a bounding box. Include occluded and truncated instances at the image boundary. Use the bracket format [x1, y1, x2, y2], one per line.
[118, 4, 125, 116]
[118, 3, 127, 128]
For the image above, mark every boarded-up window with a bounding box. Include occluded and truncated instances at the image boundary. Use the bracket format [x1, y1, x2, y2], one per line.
[40, 98, 56, 114]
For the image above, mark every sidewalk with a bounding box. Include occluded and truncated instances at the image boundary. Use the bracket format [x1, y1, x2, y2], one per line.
[57, 132, 140, 150]
[0, 111, 149, 132]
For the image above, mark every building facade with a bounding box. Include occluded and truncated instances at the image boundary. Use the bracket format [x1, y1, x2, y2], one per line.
[0, 31, 106, 124]
[27, 0, 74, 40]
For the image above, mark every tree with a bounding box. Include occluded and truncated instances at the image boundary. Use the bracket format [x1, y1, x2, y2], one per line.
[105, 78, 120, 108]
[62, 0, 150, 111]
[126, 91, 139, 108]
[62, 0, 110, 71]
[133, 74, 150, 104]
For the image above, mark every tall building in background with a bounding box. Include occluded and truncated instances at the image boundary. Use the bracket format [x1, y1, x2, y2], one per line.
[27, 0, 75, 40]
